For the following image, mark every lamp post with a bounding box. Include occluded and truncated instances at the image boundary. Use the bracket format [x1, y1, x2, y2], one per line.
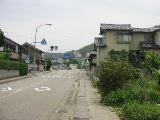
[33, 24, 52, 74]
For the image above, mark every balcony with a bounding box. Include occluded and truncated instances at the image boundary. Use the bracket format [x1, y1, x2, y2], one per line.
[10, 52, 19, 59]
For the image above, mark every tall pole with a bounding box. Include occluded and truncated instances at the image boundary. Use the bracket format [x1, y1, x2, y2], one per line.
[33, 24, 52, 74]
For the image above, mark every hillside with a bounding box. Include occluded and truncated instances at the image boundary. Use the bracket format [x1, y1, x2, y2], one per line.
[78, 43, 94, 57]
[65, 43, 94, 57]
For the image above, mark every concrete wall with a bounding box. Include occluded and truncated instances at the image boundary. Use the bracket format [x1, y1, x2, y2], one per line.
[0, 69, 19, 80]
[155, 31, 160, 45]
[97, 31, 130, 65]
[105, 31, 129, 58]
[130, 33, 144, 50]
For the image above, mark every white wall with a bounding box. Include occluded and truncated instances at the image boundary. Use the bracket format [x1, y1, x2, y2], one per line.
[0, 46, 4, 51]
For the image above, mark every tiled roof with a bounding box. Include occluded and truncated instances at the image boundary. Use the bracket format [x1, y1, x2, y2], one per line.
[154, 25, 160, 28]
[133, 28, 156, 32]
[101, 24, 132, 31]
[100, 24, 160, 33]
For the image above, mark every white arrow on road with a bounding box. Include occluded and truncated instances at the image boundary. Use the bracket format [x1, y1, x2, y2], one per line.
[1, 87, 13, 91]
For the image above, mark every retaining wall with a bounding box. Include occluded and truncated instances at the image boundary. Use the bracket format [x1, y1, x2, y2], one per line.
[0, 69, 19, 80]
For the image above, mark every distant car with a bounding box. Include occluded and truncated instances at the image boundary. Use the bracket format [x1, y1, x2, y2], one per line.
[52, 66, 59, 69]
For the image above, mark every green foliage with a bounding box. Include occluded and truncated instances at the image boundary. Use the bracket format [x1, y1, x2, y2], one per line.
[0, 60, 28, 76]
[66, 44, 94, 58]
[121, 102, 160, 120]
[109, 49, 128, 61]
[145, 52, 160, 70]
[0, 50, 11, 60]
[0, 60, 19, 70]
[78, 43, 94, 57]
[45, 59, 51, 70]
[102, 77, 160, 106]
[92, 77, 99, 88]
[0, 30, 5, 47]
[70, 58, 79, 64]
[76, 63, 81, 69]
[19, 63, 28, 76]
[99, 60, 135, 93]
[129, 50, 145, 68]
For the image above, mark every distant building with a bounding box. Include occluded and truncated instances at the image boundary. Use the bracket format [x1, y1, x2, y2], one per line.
[22, 42, 44, 62]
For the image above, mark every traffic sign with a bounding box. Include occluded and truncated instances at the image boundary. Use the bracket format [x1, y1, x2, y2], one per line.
[41, 38, 47, 45]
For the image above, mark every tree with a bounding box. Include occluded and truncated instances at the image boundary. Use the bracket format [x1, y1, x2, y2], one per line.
[0, 29, 5, 47]
[45, 59, 51, 70]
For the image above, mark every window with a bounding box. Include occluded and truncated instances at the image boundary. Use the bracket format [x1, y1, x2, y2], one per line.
[117, 31, 131, 43]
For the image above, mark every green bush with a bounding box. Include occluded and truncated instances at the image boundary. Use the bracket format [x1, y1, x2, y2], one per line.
[0, 60, 28, 76]
[0, 60, 19, 70]
[147, 89, 160, 104]
[99, 60, 135, 93]
[121, 102, 160, 120]
[19, 63, 28, 76]
[92, 77, 99, 88]
[103, 89, 139, 106]
[76, 63, 81, 69]
[45, 59, 51, 70]
[102, 78, 160, 106]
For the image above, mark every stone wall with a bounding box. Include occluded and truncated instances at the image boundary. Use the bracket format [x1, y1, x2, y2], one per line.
[0, 69, 19, 80]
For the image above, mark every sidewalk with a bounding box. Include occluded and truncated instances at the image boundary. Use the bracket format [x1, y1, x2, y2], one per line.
[74, 71, 120, 120]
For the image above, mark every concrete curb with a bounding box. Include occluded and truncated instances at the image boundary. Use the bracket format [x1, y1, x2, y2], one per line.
[73, 72, 90, 120]
[0, 75, 31, 84]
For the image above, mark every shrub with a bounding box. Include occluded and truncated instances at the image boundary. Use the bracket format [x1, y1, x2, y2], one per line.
[0, 60, 19, 70]
[45, 59, 51, 70]
[98, 60, 135, 93]
[92, 77, 99, 88]
[19, 63, 28, 76]
[103, 89, 139, 106]
[121, 102, 160, 120]
[147, 89, 160, 104]
[0, 60, 28, 76]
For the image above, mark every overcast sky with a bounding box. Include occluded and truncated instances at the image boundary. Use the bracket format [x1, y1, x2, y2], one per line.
[0, 0, 160, 52]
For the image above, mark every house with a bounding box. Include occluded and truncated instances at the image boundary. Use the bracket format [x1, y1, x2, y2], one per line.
[22, 42, 44, 62]
[95, 24, 160, 67]
[0, 37, 28, 61]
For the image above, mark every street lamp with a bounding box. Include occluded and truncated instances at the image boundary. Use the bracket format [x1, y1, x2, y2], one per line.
[33, 24, 52, 74]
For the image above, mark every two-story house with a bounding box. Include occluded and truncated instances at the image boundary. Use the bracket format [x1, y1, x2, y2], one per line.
[0, 37, 28, 61]
[95, 24, 160, 67]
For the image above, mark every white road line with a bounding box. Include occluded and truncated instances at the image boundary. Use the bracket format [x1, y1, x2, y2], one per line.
[0, 80, 48, 101]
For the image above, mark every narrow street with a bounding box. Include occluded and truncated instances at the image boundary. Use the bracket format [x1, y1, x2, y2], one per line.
[0, 68, 80, 120]
[0, 67, 120, 120]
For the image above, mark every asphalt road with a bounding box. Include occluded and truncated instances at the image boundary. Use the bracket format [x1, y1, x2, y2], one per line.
[0, 68, 80, 120]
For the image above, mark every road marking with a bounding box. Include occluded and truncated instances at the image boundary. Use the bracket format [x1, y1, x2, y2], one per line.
[34, 87, 51, 92]
[1, 87, 13, 91]
[42, 76, 62, 78]
[0, 80, 48, 101]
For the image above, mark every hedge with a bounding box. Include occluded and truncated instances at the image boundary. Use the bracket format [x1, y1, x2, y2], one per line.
[0, 60, 28, 76]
